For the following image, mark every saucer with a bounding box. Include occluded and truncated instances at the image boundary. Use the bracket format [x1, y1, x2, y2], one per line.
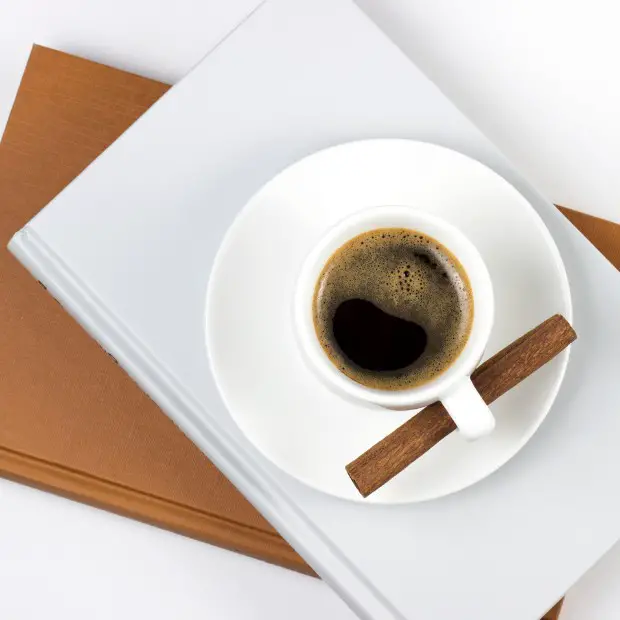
[206, 140, 572, 503]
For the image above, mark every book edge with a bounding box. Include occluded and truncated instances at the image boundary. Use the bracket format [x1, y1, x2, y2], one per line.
[0, 443, 312, 575]
[8, 226, 402, 620]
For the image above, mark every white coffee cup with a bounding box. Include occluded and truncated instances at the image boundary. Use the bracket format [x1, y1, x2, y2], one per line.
[294, 206, 495, 440]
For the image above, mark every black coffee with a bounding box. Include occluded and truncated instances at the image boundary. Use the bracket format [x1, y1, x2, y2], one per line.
[312, 228, 473, 390]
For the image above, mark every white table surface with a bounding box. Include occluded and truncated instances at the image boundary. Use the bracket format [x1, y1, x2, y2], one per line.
[0, 1, 618, 618]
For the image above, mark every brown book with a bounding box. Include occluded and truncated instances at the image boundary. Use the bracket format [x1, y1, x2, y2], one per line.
[0, 44, 310, 576]
[1, 45, 618, 618]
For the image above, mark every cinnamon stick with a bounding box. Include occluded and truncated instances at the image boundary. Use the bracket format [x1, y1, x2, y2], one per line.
[346, 315, 577, 497]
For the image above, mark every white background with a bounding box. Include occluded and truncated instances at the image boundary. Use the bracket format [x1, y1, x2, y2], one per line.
[0, 0, 618, 618]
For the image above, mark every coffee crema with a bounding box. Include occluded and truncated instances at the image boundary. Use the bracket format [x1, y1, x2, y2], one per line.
[312, 228, 474, 390]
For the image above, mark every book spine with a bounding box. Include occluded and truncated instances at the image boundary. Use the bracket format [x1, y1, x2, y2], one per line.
[8, 226, 404, 620]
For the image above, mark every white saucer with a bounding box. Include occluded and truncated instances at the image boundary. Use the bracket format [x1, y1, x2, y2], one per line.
[206, 140, 572, 503]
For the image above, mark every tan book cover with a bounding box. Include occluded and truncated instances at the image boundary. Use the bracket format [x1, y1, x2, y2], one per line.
[0, 44, 310, 576]
[1, 46, 618, 618]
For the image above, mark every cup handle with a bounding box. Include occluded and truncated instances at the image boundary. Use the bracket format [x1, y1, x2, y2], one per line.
[441, 377, 495, 440]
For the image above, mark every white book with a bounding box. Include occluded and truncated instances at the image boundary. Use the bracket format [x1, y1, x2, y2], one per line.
[9, 0, 620, 618]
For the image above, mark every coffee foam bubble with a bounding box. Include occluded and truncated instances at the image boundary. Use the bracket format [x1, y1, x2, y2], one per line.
[312, 228, 474, 390]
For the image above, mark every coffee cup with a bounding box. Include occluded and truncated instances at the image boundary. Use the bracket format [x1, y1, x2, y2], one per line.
[294, 206, 495, 440]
